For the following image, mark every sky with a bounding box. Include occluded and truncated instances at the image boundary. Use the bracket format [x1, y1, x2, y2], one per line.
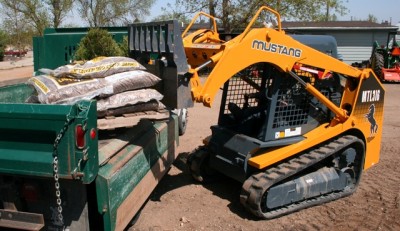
[149, 0, 400, 25]
[341, 0, 400, 24]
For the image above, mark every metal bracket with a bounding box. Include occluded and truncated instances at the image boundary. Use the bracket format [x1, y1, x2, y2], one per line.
[0, 209, 44, 231]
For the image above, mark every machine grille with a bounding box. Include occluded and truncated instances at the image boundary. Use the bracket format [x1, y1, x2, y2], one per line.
[272, 77, 310, 129]
[223, 69, 263, 115]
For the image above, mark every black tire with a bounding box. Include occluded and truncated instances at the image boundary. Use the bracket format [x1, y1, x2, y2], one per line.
[371, 51, 384, 81]
[187, 146, 216, 183]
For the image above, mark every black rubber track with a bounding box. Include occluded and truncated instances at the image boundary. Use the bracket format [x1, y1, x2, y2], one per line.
[240, 135, 365, 219]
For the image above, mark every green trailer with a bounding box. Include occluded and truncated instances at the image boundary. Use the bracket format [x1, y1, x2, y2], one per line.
[0, 21, 191, 231]
[0, 83, 179, 231]
[33, 27, 127, 75]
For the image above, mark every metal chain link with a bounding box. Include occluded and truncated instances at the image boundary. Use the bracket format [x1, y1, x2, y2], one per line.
[53, 114, 74, 229]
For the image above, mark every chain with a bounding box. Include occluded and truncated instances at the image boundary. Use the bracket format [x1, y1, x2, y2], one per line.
[52, 113, 74, 229]
[52, 156, 63, 227]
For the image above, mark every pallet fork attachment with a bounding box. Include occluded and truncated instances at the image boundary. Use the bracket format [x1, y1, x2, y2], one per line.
[128, 20, 193, 109]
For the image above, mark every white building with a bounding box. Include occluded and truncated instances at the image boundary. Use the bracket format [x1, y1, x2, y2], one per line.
[282, 21, 399, 64]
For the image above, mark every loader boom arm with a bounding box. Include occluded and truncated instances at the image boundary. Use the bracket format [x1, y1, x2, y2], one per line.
[186, 6, 374, 123]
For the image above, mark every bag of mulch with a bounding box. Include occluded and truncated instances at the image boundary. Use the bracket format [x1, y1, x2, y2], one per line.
[96, 89, 164, 112]
[28, 75, 112, 104]
[39, 56, 145, 79]
[28, 70, 161, 104]
[105, 70, 161, 94]
[97, 100, 166, 118]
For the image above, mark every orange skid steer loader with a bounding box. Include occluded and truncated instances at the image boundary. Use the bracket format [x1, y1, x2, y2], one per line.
[128, 6, 384, 219]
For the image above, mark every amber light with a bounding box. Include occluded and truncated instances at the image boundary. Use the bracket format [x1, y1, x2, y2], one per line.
[75, 125, 85, 149]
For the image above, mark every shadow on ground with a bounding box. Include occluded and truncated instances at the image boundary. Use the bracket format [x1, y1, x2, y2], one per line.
[148, 150, 259, 221]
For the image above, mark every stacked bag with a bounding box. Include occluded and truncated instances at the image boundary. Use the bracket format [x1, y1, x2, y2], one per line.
[28, 56, 165, 118]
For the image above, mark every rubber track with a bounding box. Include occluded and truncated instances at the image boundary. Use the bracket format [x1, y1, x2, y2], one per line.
[240, 135, 363, 219]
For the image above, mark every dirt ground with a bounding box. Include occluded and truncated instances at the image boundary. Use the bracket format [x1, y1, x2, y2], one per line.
[1, 65, 399, 231]
[0, 66, 32, 86]
[132, 84, 400, 231]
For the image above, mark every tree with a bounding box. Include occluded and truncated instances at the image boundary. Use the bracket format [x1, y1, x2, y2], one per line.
[159, 0, 348, 32]
[76, 0, 156, 27]
[0, 0, 77, 36]
[45, 0, 74, 28]
[0, 3, 34, 50]
[0, 0, 50, 36]
[0, 30, 8, 61]
[367, 14, 378, 23]
[118, 36, 129, 57]
[74, 28, 124, 60]
[319, 0, 348, 21]
[152, 2, 190, 23]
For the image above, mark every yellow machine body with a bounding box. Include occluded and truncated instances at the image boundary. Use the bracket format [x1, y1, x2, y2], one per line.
[182, 6, 384, 172]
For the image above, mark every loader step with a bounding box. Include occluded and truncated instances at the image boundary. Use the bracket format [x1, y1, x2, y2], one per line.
[240, 135, 365, 219]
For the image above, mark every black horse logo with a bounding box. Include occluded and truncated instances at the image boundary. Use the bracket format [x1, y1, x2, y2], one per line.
[365, 104, 378, 137]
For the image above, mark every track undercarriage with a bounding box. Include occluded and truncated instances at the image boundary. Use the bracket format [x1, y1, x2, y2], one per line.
[188, 135, 365, 219]
[186, 57, 367, 218]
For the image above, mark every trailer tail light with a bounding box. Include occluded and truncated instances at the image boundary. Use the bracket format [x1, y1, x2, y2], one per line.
[21, 183, 39, 203]
[90, 128, 96, 140]
[75, 125, 85, 149]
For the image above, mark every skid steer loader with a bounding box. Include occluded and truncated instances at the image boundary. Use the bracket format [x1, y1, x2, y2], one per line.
[128, 6, 384, 219]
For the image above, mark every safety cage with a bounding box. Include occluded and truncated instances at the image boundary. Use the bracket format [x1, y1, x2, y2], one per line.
[218, 62, 344, 142]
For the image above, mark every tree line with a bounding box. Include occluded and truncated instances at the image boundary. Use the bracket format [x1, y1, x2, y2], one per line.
[157, 0, 349, 33]
[0, 0, 357, 55]
[0, 0, 155, 52]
